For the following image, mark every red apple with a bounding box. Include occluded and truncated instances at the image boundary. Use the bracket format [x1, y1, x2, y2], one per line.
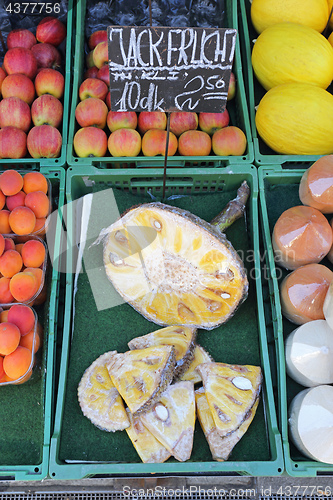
[31, 95, 63, 128]
[0, 68, 7, 96]
[212, 126, 247, 156]
[97, 65, 110, 86]
[86, 51, 95, 68]
[170, 112, 198, 137]
[79, 78, 108, 101]
[73, 127, 108, 157]
[84, 66, 99, 79]
[0, 97, 31, 133]
[31, 43, 61, 69]
[227, 72, 236, 101]
[27, 125, 62, 158]
[108, 129, 141, 157]
[34, 68, 64, 99]
[198, 110, 230, 135]
[36, 17, 66, 47]
[7, 29, 36, 50]
[138, 111, 167, 135]
[0, 127, 27, 159]
[107, 111, 137, 132]
[88, 30, 108, 51]
[142, 129, 177, 156]
[4, 48, 37, 80]
[1, 74, 35, 105]
[178, 130, 211, 156]
[92, 41, 108, 69]
[106, 92, 111, 109]
[75, 98, 108, 129]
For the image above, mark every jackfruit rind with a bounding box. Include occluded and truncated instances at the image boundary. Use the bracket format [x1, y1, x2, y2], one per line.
[196, 362, 262, 437]
[128, 325, 196, 378]
[102, 202, 248, 330]
[195, 387, 259, 461]
[180, 344, 214, 383]
[107, 345, 176, 415]
[77, 351, 130, 432]
[125, 409, 172, 463]
[141, 381, 196, 462]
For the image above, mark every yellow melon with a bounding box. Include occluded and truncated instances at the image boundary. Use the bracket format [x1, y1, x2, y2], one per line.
[251, 0, 329, 34]
[255, 83, 333, 155]
[252, 23, 333, 90]
[329, 32, 333, 48]
[328, 0, 333, 30]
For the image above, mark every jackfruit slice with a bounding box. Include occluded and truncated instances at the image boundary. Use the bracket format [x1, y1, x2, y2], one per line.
[102, 202, 248, 330]
[141, 381, 196, 462]
[128, 326, 196, 379]
[196, 362, 262, 437]
[180, 344, 214, 383]
[195, 387, 259, 461]
[107, 345, 176, 415]
[125, 409, 171, 463]
[77, 351, 130, 432]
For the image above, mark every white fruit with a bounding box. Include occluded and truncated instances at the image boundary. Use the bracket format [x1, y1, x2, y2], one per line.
[289, 385, 333, 464]
[285, 320, 333, 387]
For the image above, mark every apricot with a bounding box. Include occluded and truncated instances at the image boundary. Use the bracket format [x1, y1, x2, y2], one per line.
[4, 238, 15, 251]
[0, 190, 5, 210]
[32, 282, 47, 305]
[3, 345, 32, 380]
[15, 243, 24, 255]
[32, 217, 47, 235]
[25, 191, 49, 218]
[6, 190, 26, 211]
[8, 304, 35, 335]
[0, 234, 5, 257]
[23, 172, 48, 194]
[0, 277, 14, 303]
[23, 267, 43, 290]
[0, 355, 4, 379]
[20, 330, 40, 353]
[9, 271, 38, 302]
[0, 310, 9, 322]
[13, 367, 32, 384]
[0, 170, 23, 196]
[21, 239, 45, 268]
[0, 210, 11, 234]
[8, 206, 36, 235]
[0, 249, 23, 278]
[0, 322, 21, 355]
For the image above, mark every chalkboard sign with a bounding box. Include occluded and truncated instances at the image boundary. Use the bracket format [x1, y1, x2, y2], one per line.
[107, 26, 237, 113]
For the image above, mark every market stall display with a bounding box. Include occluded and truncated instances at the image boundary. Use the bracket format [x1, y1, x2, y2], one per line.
[0, 0, 73, 166]
[259, 160, 333, 476]
[67, 0, 253, 168]
[48, 165, 283, 478]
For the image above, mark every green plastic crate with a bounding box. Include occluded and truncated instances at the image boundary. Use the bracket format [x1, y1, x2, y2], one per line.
[48, 165, 283, 479]
[238, 0, 330, 168]
[0, 1, 74, 168]
[258, 165, 333, 476]
[67, 0, 254, 168]
[0, 166, 65, 480]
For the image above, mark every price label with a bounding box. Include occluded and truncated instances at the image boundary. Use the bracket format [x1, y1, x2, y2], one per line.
[107, 26, 237, 113]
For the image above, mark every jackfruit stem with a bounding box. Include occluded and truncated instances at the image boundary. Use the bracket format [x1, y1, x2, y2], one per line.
[210, 181, 250, 233]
